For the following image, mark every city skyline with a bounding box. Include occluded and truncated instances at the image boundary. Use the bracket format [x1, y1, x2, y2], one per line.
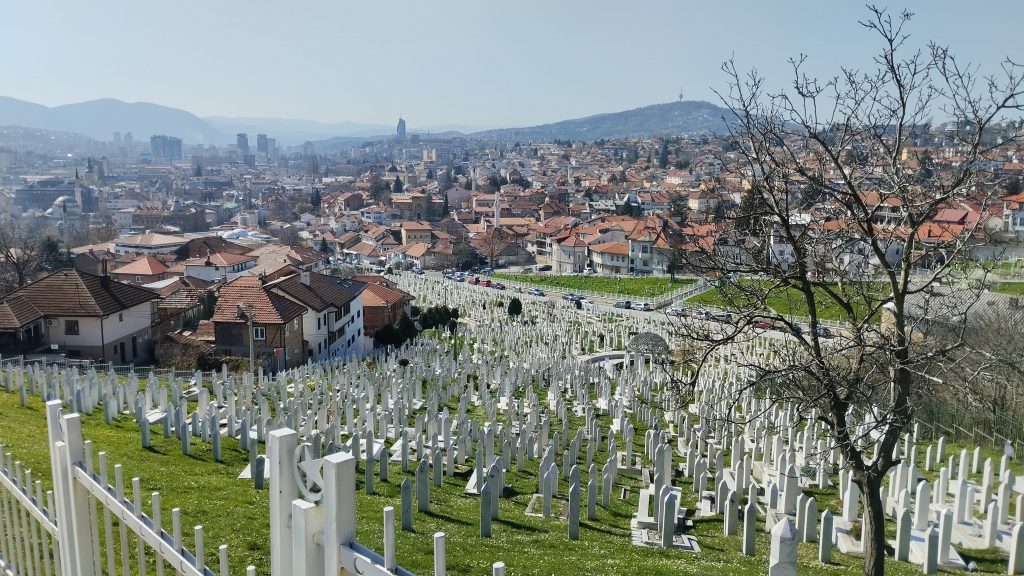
[2, 0, 1022, 129]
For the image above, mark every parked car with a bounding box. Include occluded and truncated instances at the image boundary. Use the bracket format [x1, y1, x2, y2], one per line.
[754, 319, 774, 330]
[562, 293, 577, 301]
[667, 307, 687, 317]
[528, 288, 545, 297]
[634, 302, 652, 311]
[492, 283, 506, 290]
[468, 277, 480, 285]
[711, 311, 734, 323]
[481, 267, 494, 274]
[692, 309, 712, 320]
[814, 325, 832, 338]
[613, 300, 632, 309]
[479, 279, 492, 287]
[535, 264, 552, 272]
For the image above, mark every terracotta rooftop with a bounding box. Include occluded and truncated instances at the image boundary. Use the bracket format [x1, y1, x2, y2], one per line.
[0, 269, 158, 329]
[265, 272, 366, 313]
[212, 276, 306, 325]
[113, 255, 169, 276]
[362, 282, 414, 308]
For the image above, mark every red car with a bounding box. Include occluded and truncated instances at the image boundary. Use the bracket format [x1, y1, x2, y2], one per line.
[468, 277, 480, 285]
[479, 279, 492, 287]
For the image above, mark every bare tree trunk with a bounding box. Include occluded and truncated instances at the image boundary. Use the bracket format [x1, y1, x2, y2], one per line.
[860, 472, 886, 576]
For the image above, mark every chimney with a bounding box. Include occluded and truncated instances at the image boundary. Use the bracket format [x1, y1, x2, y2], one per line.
[300, 271, 310, 286]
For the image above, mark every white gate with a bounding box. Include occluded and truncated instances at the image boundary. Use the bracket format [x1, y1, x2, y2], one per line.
[0, 441, 60, 576]
[0, 401, 242, 576]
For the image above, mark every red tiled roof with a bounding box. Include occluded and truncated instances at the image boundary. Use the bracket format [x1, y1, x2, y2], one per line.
[362, 283, 414, 308]
[0, 269, 158, 328]
[212, 276, 306, 325]
[590, 241, 629, 255]
[265, 272, 365, 313]
[113, 255, 169, 276]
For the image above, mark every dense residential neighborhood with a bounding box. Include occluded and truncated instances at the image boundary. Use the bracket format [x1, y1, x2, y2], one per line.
[0, 117, 1022, 371]
[4, 4, 1024, 576]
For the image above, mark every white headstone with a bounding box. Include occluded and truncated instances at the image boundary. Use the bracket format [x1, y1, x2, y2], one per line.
[768, 517, 798, 576]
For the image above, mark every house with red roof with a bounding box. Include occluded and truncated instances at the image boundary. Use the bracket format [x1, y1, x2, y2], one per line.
[111, 255, 170, 285]
[211, 276, 306, 371]
[265, 270, 367, 362]
[360, 279, 414, 339]
[0, 268, 159, 362]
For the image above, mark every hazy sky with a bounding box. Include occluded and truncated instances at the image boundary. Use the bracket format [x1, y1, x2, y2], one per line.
[1, 1, 1021, 129]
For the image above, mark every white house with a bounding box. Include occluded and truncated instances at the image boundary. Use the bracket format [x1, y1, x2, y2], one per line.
[266, 270, 367, 362]
[184, 253, 257, 281]
[0, 268, 158, 363]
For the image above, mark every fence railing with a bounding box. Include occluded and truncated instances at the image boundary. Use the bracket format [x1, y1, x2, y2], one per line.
[915, 398, 1024, 454]
[0, 443, 60, 576]
[1, 393, 458, 576]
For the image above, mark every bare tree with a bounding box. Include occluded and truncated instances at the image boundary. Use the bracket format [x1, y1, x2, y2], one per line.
[0, 216, 48, 294]
[470, 228, 513, 267]
[672, 7, 1023, 576]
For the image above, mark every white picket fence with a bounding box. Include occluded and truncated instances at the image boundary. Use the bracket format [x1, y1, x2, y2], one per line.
[0, 400, 463, 576]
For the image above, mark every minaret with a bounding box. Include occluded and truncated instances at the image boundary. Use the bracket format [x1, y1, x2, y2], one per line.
[74, 168, 82, 206]
[61, 200, 69, 249]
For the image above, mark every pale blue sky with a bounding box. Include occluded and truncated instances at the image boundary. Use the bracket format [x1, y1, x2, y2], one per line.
[1, 1, 1020, 128]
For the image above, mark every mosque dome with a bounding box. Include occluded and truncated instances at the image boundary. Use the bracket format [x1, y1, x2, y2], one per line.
[44, 195, 81, 218]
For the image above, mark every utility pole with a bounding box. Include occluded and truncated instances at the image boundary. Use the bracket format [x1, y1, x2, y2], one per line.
[238, 304, 255, 374]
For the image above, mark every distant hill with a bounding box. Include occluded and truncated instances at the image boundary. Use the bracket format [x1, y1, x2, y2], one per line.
[0, 97, 227, 144]
[0, 125, 96, 153]
[0, 96, 730, 149]
[470, 100, 729, 142]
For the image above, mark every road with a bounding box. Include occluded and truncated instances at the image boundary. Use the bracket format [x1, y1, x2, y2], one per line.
[412, 270, 809, 345]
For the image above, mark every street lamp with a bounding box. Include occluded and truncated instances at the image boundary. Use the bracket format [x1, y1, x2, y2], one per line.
[237, 304, 255, 374]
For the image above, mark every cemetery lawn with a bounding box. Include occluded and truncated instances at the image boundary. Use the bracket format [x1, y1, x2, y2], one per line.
[989, 281, 1024, 296]
[688, 280, 885, 321]
[0, 389, 1013, 576]
[492, 273, 693, 297]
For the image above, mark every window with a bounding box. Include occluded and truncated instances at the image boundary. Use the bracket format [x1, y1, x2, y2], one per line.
[65, 320, 80, 335]
[253, 327, 266, 340]
[135, 276, 142, 282]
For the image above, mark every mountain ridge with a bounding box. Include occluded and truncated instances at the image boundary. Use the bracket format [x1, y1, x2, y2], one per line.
[0, 97, 226, 144]
[0, 96, 730, 149]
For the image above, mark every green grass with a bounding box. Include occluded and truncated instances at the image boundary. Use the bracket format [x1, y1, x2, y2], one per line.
[493, 274, 693, 298]
[0, 389, 1011, 576]
[688, 280, 885, 322]
[989, 282, 1024, 296]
